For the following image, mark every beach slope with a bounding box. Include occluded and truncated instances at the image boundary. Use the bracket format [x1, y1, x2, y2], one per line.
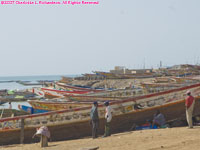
[1, 127, 200, 150]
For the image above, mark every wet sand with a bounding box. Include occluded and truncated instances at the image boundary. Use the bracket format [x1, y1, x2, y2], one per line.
[1, 126, 200, 150]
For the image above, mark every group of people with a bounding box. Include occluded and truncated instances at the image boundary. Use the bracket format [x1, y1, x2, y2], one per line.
[90, 101, 112, 139]
[151, 91, 196, 129]
[135, 91, 196, 130]
[89, 90, 196, 139]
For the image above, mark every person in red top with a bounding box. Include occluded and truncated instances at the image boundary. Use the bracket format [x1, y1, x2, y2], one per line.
[185, 91, 195, 128]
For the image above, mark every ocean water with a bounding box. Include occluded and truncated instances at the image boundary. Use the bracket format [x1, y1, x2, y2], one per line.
[0, 75, 62, 82]
[0, 75, 76, 110]
[0, 75, 76, 90]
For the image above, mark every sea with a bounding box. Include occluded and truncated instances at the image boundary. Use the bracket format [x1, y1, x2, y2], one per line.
[0, 75, 76, 110]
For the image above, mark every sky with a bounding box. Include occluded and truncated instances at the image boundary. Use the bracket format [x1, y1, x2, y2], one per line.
[0, 0, 200, 76]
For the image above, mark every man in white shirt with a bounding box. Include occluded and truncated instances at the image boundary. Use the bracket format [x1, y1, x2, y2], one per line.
[103, 101, 112, 137]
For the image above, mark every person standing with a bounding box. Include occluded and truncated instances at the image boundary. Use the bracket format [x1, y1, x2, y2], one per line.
[9, 102, 12, 109]
[103, 101, 112, 137]
[90, 101, 99, 139]
[185, 91, 195, 128]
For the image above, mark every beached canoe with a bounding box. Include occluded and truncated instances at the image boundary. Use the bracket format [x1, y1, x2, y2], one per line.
[18, 105, 49, 114]
[28, 99, 93, 111]
[56, 82, 105, 92]
[1, 83, 200, 145]
[0, 109, 29, 118]
[28, 95, 127, 111]
[65, 95, 128, 102]
[41, 88, 94, 97]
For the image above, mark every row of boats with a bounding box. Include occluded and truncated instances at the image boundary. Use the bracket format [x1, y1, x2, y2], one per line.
[21, 78, 199, 113]
[1, 76, 200, 145]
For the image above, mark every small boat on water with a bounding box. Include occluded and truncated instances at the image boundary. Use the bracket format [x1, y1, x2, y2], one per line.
[1, 83, 200, 145]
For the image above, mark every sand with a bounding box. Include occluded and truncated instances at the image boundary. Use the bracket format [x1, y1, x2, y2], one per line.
[1, 126, 200, 150]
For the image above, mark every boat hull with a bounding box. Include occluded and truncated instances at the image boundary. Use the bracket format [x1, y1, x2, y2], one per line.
[1, 83, 200, 145]
[65, 95, 127, 102]
[18, 105, 49, 114]
[1, 98, 200, 145]
[28, 100, 92, 111]
[41, 88, 92, 97]
[56, 83, 105, 92]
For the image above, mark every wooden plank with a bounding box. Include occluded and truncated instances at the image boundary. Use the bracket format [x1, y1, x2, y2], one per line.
[20, 118, 24, 144]
[80, 146, 99, 150]
[40, 135, 48, 147]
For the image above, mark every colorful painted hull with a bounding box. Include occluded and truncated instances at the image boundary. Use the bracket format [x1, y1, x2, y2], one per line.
[28, 100, 92, 111]
[1, 83, 200, 145]
[18, 105, 49, 114]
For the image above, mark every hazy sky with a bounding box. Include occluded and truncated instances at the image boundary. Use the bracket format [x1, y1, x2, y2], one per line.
[0, 0, 200, 76]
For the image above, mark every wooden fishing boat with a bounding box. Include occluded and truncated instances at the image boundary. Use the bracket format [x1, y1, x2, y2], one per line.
[56, 82, 105, 92]
[95, 71, 118, 79]
[83, 88, 146, 97]
[28, 95, 128, 111]
[41, 87, 93, 97]
[140, 82, 183, 88]
[28, 99, 93, 111]
[0, 109, 29, 118]
[18, 105, 49, 114]
[94, 71, 156, 79]
[28, 95, 127, 111]
[65, 95, 128, 102]
[154, 77, 199, 84]
[1, 83, 200, 145]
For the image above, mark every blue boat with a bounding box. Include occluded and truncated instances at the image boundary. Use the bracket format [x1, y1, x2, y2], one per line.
[18, 105, 49, 114]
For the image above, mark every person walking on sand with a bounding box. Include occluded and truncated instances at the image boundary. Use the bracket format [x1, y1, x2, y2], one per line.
[185, 91, 195, 128]
[90, 101, 99, 139]
[103, 101, 112, 137]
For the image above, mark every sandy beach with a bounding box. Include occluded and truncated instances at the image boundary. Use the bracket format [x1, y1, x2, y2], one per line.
[1, 126, 200, 150]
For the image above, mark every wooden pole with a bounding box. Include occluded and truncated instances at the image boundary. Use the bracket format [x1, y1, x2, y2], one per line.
[40, 135, 48, 147]
[20, 118, 25, 144]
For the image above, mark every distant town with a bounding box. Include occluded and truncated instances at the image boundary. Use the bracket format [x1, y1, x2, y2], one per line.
[71, 64, 200, 80]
